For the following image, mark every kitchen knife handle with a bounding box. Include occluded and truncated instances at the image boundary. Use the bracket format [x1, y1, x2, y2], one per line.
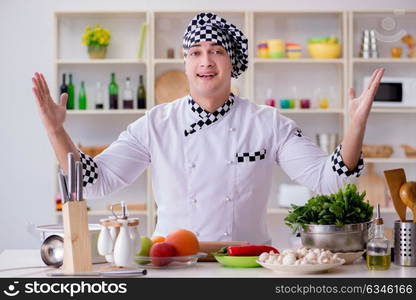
[58, 171, 69, 204]
[75, 161, 83, 201]
[67, 153, 76, 201]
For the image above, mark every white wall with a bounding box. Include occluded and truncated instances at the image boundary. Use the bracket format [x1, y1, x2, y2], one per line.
[1, 0, 415, 251]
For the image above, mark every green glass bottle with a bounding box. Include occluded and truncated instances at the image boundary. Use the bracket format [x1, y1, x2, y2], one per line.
[109, 72, 119, 109]
[67, 74, 75, 110]
[78, 81, 87, 110]
[137, 75, 146, 109]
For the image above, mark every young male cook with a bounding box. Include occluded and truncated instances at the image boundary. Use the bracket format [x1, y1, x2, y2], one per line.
[32, 13, 384, 244]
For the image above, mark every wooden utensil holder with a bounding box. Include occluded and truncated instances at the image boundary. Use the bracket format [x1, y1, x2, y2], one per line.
[62, 200, 93, 274]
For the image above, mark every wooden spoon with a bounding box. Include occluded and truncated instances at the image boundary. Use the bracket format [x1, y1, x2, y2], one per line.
[384, 168, 407, 222]
[399, 181, 416, 223]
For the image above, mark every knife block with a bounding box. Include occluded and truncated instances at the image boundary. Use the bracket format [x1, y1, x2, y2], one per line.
[62, 200, 93, 274]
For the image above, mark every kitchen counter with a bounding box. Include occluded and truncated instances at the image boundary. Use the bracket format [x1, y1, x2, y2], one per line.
[1, 250, 415, 278]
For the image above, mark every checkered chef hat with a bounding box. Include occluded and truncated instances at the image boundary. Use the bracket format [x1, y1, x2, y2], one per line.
[183, 12, 249, 79]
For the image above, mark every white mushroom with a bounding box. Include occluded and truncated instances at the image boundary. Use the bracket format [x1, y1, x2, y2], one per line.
[331, 253, 341, 264]
[318, 252, 331, 264]
[313, 248, 322, 255]
[258, 252, 269, 262]
[282, 253, 297, 265]
[276, 254, 284, 264]
[296, 247, 308, 258]
[304, 251, 317, 263]
[267, 255, 276, 264]
[282, 249, 296, 255]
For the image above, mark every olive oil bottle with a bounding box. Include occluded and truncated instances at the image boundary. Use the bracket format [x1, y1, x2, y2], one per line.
[366, 204, 391, 270]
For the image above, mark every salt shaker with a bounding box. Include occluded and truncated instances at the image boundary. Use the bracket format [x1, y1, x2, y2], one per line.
[129, 218, 141, 255]
[97, 219, 113, 256]
[113, 219, 133, 267]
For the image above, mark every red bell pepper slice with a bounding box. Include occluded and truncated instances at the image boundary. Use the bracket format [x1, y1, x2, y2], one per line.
[227, 245, 279, 256]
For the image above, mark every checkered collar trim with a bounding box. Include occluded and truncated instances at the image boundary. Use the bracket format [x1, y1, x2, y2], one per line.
[184, 93, 235, 137]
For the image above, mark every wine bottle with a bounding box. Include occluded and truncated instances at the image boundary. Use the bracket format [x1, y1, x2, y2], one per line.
[67, 74, 75, 110]
[123, 77, 134, 109]
[137, 75, 146, 109]
[95, 81, 104, 109]
[109, 72, 119, 109]
[60, 73, 68, 96]
[78, 81, 87, 110]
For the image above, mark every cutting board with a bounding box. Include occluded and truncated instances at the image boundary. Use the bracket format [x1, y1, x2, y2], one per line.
[357, 163, 387, 207]
[155, 70, 189, 104]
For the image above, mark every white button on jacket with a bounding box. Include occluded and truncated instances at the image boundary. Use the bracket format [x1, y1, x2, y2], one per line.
[83, 96, 358, 244]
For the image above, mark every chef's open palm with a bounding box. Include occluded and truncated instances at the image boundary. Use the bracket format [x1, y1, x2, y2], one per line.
[32, 72, 68, 134]
[348, 68, 384, 128]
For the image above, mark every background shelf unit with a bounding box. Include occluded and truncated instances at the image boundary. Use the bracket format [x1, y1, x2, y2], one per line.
[53, 10, 416, 245]
[348, 10, 416, 160]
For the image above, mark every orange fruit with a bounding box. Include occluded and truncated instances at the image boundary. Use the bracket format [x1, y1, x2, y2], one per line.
[165, 229, 199, 256]
[151, 236, 165, 244]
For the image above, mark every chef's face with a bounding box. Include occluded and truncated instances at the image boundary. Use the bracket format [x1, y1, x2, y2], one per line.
[184, 41, 232, 98]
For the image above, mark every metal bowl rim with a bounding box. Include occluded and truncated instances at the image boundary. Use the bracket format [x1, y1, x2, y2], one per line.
[302, 222, 371, 233]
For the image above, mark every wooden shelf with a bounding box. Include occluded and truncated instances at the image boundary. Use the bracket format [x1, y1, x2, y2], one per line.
[67, 109, 147, 115]
[254, 58, 345, 64]
[55, 210, 149, 216]
[365, 158, 416, 164]
[277, 108, 344, 114]
[352, 58, 416, 64]
[57, 59, 147, 65]
[370, 108, 416, 114]
[267, 208, 289, 214]
[153, 58, 184, 64]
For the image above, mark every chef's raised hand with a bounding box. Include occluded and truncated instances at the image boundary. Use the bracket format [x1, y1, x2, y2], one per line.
[32, 72, 80, 173]
[32, 72, 68, 135]
[339, 68, 384, 171]
[348, 68, 385, 129]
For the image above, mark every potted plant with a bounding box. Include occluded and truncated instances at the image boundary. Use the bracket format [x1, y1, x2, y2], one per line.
[82, 24, 111, 59]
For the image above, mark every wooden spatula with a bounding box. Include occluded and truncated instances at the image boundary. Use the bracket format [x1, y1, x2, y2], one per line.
[399, 181, 416, 223]
[384, 169, 407, 222]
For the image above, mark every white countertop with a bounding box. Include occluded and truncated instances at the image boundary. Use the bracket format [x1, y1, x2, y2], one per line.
[0, 249, 415, 278]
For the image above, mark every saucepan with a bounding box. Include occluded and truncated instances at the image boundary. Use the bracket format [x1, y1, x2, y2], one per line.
[35, 224, 106, 267]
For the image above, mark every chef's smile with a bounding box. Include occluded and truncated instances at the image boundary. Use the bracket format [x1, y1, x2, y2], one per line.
[185, 41, 232, 98]
[196, 72, 218, 79]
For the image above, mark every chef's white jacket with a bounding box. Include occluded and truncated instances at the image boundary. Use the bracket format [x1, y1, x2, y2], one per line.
[81, 95, 363, 244]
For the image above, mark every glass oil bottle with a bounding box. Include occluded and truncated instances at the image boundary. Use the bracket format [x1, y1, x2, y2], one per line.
[366, 204, 391, 270]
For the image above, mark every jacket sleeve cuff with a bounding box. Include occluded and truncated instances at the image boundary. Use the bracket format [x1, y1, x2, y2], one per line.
[330, 144, 364, 178]
[79, 151, 99, 187]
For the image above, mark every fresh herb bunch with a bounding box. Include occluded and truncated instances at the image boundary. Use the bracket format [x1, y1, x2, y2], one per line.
[284, 184, 373, 233]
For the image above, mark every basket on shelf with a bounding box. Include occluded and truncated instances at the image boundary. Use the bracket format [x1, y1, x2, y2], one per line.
[87, 45, 108, 59]
[362, 144, 393, 158]
[400, 144, 416, 158]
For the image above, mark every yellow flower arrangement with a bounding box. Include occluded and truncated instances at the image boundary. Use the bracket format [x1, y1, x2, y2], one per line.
[82, 24, 111, 47]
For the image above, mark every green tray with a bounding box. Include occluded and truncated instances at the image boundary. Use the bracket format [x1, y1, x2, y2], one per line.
[214, 255, 260, 268]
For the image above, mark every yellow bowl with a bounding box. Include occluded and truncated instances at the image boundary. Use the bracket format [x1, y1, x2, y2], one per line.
[287, 52, 302, 59]
[307, 43, 341, 59]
